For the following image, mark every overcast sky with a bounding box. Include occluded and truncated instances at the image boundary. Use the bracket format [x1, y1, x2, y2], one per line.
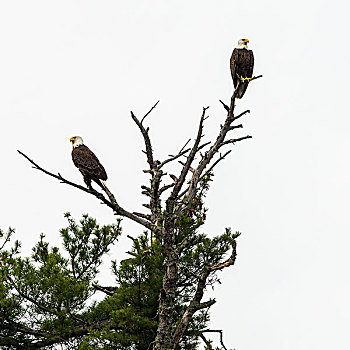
[1, 1, 350, 349]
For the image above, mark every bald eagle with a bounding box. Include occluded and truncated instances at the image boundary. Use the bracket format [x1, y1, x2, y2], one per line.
[230, 39, 254, 98]
[70, 136, 107, 190]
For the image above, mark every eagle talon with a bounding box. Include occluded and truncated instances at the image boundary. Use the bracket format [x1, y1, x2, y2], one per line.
[240, 76, 252, 83]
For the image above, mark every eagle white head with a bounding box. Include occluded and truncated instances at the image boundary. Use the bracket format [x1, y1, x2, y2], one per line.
[238, 38, 249, 49]
[70, 136, 84, 148]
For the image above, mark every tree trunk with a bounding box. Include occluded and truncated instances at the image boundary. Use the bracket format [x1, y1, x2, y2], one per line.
[154, 223, 179, 350]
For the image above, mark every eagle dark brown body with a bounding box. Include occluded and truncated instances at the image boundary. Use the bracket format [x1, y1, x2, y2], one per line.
[230, 48, 254, 98]
[72, 144, 107, 188]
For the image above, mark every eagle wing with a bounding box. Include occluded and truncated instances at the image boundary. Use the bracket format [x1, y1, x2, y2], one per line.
[230, 48, 240, 87]
[72, 145, 107, 181]
[247, 49, 254, 78]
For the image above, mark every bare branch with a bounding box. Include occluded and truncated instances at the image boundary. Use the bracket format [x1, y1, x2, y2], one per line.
[201, 329, 228, 350]
[178, 138, 192, 153]
[197, 141, 211, 152]
[133, 212, 151, 221]
[141, 185, 151, 193]
[18, 150, 154, 231]
[159, 183, 175, 195]
[198, 332, 211, 348]
[219, 99, 229, 112]
[229, 124, 243, 131]
[230, 75, 258, 116]
[233, 109, 250, 121]
[200, 150, 232, 180]
[197, 299, 216, 310]
[178, 91, 253, 212]
[236, 73, 263, 84]
[159, 147, 191, 168]
[250, 74, 263, 82]
[220, 135, 252, 147]
[178, 161, 195, 173]
[153, 75, 261, 349]
[218, 74, 262, 115]
[141, 100, 160, 124]
[130, 110, 154, 169]
[18, 150, 111, 203]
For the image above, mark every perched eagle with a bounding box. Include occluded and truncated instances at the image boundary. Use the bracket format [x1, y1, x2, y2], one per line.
[230, 39, 254, 98]
[70, 136, 107, 190]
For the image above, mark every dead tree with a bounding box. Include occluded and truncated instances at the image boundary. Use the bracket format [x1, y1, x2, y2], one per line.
[19, 75, 262, 350]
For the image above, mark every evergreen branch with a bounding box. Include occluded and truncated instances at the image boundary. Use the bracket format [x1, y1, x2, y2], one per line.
[7, 274, 57, 316]
[172, 235, 238, 348]
[211, 239, 237, 271]
[0, 228, 14, 251]
[177, 233, 198, 254]
[5, 321, 110, 349]
[1, 320, 47, 337]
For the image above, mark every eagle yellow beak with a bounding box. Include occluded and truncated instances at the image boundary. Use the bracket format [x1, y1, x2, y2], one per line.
[244, 39, 249, 43]
[70, 137, 75, 142]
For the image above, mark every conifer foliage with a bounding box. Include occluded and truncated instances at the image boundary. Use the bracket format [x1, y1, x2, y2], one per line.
[1, 75, 261, 349]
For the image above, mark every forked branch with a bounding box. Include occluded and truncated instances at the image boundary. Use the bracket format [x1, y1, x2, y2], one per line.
[178, 89, 252, 212]
[168, 107, 209, 207]
[130, 101, 160, 170]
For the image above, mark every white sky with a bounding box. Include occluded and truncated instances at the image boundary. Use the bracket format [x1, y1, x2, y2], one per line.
[1, 1, 350, 349]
